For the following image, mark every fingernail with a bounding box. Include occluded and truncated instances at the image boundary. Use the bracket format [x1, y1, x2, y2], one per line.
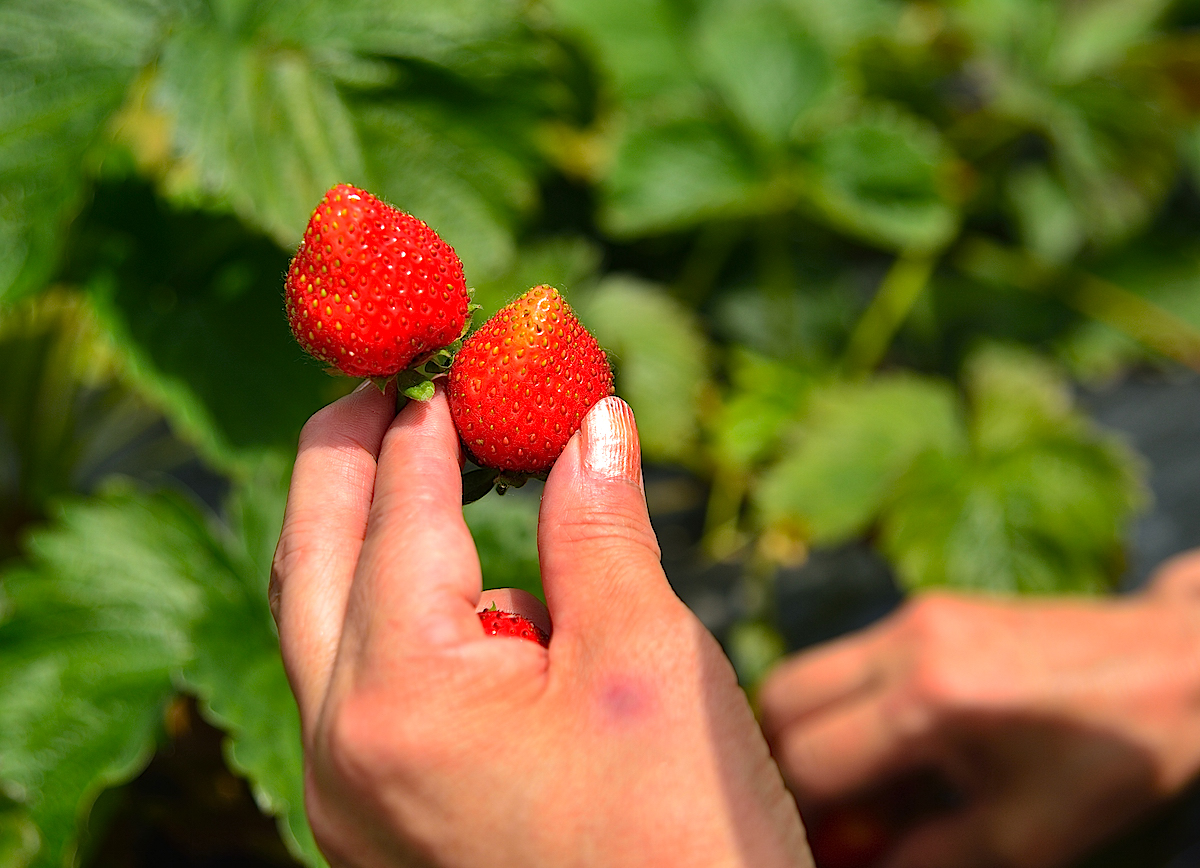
[581, 397, 642, 487]
[352, 379, 373, 393]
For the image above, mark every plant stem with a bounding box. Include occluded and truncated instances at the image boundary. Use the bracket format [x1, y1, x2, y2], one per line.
[673, 221, 742, 308]
[842, 252, 938, 377]
[701, 463, 748, 561]
[758, 215, 796, 355]
[956, 237, 1200, 371]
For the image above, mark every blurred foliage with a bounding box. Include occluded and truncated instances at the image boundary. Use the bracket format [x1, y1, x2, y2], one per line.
[3, 0, 1199, 863]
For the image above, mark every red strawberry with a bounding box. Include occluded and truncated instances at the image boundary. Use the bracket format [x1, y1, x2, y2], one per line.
[478, 608, 550, 647]
[447, 285, 613, 477]
[284, 183, 470, 379]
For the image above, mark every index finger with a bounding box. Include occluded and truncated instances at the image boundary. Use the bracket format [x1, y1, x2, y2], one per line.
[272, 382, 396, 729]
[759, 622, 896, 741]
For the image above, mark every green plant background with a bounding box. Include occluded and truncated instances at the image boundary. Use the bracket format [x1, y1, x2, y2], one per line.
[2, 0, 1200, 864]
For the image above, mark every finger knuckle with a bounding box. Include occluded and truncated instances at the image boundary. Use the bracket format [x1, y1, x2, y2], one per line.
[553, 500, 662, 562]
[905, 652, 963, 711]
[303, 766, 353, 863]
[317, 690, 428, 797]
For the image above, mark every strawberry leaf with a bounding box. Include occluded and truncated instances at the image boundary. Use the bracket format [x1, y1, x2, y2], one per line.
[709, 350, 812, 471]
[0, 0, 177, 302]
[756, 376, 964, 544]
[176, 457, 325, 867]
[604, 118, 765, 236]
[879, 347, 1144, 593]
[67, 185, 348, 464]
[802, 105, 959, 252]
[154, 23, 365, 246]
[547, 0, 698, 104]
[0, 466, 325, 868]
[0, 490, 208, 868]
[693, 0, 835, 146]
[580, 276, 712, 463]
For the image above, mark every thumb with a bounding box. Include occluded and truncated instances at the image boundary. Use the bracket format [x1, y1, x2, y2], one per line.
[537, 397, 675, 641]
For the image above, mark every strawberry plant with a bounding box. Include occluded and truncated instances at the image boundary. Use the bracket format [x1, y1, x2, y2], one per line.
[3, 0, 1200, 865]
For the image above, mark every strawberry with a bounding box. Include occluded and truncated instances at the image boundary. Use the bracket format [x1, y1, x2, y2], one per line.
[284, 183, 470, 380]
[447, 285, 613, 487]
[478, 607, 550, 647]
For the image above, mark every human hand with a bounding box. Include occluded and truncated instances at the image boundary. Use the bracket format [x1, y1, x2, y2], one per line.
[270, 383, 810, 868]
[759, 585, 1200, 868]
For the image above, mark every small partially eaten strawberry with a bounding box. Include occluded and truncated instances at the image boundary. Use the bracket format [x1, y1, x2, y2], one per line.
[285, 184, 470, 380]
[478, 607, 550, 647]
[447, 285, 612, 495]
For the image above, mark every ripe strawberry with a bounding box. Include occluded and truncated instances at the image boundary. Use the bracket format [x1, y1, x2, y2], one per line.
[478, 607, 550, 647]
[447, 285, 613, 477]
[285, 183, 470, 380]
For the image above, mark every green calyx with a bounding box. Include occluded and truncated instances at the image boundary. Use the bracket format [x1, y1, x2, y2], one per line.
[381, 298, 477, 408]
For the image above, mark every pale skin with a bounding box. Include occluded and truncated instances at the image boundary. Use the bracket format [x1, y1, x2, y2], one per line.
[760, 553, 1200, 868]
[273, 378, 1200, 868]
[269, 383, 811, 868]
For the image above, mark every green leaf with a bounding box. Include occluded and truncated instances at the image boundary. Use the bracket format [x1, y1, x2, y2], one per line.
[1051, 0, 1171, 82]
[756, 375, 964, 544]
[148, 0, 537, 255]
[0, 455, 326, 868]
[709, 349, 811, 471]
[1042, 82, 1176, 246]
[464, 490, 543, 599]
[155, 22, 366, 247]
[68, 181, 349, 463]
[881, 443, 1138, 594]
[693, 0, 834, 145]
[261, 0, 527, 73]
[603, 118, 764, 236]
[179, 457, 325, 867]
[980, 12, 1178, 248]
[802, 104, 958, 252]
[579, 277, 712, 463]
[471, 236, 602, 319]
[548, 0, 699, 105]
[711, 279, 859, 365]
[964, 344, 1078, 453]
[1006, 163, 1084, 264]
[0, 490, 209, 868]
[779, 0, 897, 52]
[402, 379, 436, 402]
[0, 0, 176, 300]
[879, 346, 1143, 593]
